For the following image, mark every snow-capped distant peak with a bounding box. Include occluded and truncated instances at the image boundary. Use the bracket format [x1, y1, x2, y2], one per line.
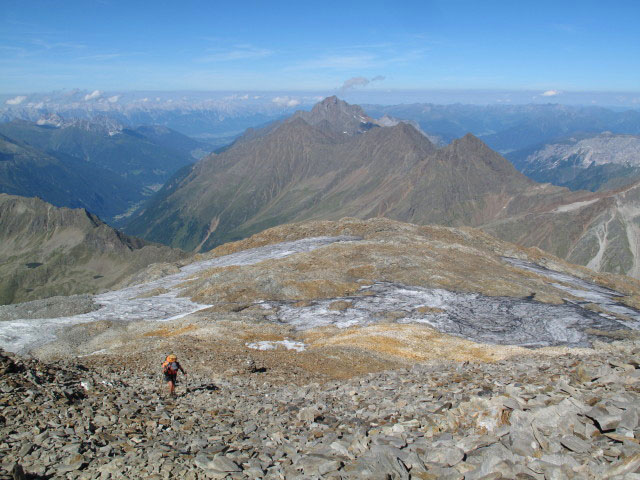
[34, 113, 124, 135]
[36, 113, 66, 127]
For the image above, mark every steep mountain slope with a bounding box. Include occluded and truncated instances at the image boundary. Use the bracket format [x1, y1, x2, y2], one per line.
[0, 119, 203, 221]
[506, 132, 640, 191]
[125, 97, 640, 279]
[484, 181, 640, 278]
[0, 194, 189, 305]
[0, 134, 140, 220]
[127, 98, 583, 252]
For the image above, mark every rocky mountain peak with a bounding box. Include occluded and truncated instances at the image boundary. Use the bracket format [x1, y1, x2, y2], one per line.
[453, 132, 485, 148]
[310, 95, 363, 116]
[445, 132, 523, 174]
[293, 96, 377, 135]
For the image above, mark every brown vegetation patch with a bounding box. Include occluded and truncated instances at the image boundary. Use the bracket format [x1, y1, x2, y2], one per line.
[583, 328, 640, 340]
[417, 306, 445, 314]
[134, 287, 169, 299]
[302, 324, 530, 363]
[142, 324, 199, 338]
[282, 279, 361, 301]
[328, 300, 352, 311]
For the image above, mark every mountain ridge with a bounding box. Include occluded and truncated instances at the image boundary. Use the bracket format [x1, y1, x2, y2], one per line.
[125, 97, 640, 278]
[0, 193, 189, 304]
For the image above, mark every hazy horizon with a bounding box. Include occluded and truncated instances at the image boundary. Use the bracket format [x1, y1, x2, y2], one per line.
[2, 1, 638, 105]
[2, 88, 640, 110]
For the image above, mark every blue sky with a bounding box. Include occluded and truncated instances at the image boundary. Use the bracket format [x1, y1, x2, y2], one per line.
[1, 0, 639, 101]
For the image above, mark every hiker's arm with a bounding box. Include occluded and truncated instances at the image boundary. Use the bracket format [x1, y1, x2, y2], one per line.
[179, 363, 187, 374]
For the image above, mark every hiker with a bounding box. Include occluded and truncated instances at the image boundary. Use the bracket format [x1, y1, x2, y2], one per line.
[162, 354, 187, 396]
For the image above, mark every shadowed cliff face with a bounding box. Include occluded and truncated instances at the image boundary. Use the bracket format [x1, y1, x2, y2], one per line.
[0, 194, 189, 305]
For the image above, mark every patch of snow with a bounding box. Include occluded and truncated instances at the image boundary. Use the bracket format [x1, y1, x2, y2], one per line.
[78, 348, 108, 358]
[586, 213, 613, 272]
[269, 267, 639, 348]
[554, 199, 599, 213]
[0, 236, 361, 354]
[504, 257, 639, 330]
[246, 339, 306, 352]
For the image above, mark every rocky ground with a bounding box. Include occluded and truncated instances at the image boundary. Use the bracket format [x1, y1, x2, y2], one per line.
[0, 295, 98, 322]
[2, 337, 640, 480]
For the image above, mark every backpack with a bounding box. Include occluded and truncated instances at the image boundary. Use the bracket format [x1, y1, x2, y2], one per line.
[163, 361, 179, 375]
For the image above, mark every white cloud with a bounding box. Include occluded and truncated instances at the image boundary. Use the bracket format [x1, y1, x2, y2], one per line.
[541, 90, 560, 97]
[341, 76, 369, 91]
[107, 95, 120, 103]
[5, 95, 26, 105]
[339, 75, 386, 93]
[84, 90, 102, 101]
[272, 96, 301, 107]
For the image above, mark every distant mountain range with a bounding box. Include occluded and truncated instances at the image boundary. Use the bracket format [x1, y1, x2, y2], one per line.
[0, 116, 206, 223]
[4, 91, 640, 153]
[0, 194, 188, 305]
[0, 90, 304, 148]
[363, 103, 640, 153]
[506, 132, 640, 191]
[4, 95, 640, 279]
